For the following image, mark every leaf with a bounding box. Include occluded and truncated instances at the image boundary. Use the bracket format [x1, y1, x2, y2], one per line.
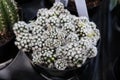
[109, 0, 118, 11]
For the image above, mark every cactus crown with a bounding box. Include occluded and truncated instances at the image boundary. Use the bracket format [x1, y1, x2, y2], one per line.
[0, 0, 19, 36]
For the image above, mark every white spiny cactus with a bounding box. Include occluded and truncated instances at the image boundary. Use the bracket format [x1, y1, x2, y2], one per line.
[13, 2, 100, 70]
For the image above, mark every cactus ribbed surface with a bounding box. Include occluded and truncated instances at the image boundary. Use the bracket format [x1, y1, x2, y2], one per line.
[0, 0, 19, 36]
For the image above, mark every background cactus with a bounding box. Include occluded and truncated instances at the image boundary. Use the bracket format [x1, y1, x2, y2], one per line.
[0, 0, 19, 37]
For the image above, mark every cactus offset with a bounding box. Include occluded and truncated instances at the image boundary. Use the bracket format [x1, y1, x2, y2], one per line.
[0, 0, 19, 36]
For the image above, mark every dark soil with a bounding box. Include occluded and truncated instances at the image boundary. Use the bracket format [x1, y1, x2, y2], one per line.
[0, 32, 14, 46]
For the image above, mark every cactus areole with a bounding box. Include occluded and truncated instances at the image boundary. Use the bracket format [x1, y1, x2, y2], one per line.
[0, 0, 19, 46]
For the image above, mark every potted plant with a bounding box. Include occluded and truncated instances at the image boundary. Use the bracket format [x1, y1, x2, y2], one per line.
[13, 2, 100, 79]
[0, 0, 19, 63]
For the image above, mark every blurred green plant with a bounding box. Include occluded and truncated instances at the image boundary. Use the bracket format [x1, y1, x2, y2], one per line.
[110, 0, 120, 11]
[0, 0, 19, 36]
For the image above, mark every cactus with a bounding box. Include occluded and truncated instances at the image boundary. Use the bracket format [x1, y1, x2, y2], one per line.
[0, 0, 19, 36]
[13, 2, 100, 70]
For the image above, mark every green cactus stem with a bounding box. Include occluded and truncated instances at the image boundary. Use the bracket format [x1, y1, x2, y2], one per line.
[0, 1, 7, 36]
[0, 0, 19, 36]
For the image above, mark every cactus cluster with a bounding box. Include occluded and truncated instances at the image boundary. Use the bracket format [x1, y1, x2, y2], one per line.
[0, 0, 19, 36]
[13, 2, 100, 70]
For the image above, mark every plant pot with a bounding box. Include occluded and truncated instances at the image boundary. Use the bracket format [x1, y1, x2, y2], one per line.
[0, 36, 18, 63]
